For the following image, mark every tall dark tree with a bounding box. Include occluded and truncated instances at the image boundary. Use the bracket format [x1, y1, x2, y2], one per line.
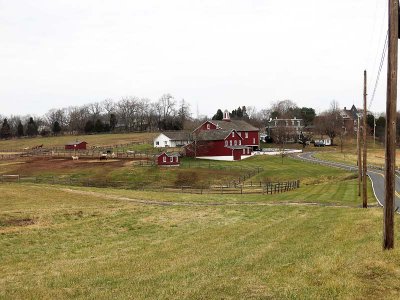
[52, 121, 62, 135]
[26, 117, 38, 137]
[84, 120, 94, 133]
[299, 107, 316, 126]
[0, 119, 11, 139]
[212, 109, 223, 120]
[109, 113, 118, 131]
[17, 121, 24, 137]
[94, 119, 104, 132]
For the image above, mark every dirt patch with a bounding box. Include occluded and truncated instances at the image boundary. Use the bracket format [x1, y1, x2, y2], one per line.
[6, 157, 126, 175]
[0, 218, 35, 227]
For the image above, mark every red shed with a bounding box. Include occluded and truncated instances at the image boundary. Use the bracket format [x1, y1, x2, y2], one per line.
[157, 152, 180, 167]
[65, 141, 87, 150]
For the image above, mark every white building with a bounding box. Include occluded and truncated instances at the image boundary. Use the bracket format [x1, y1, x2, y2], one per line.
[314, 135, 332, 146]
[153, 131, 192, 148]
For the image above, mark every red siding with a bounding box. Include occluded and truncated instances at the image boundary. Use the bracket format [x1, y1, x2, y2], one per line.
[65, 142, 87, 150]
[157, 153, 180, 166]
[237, 131, 259, 146]
[194, 121, 218, 133]
[233, 149, 242, 161]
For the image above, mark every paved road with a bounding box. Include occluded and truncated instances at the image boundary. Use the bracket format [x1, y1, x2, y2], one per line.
[294, 152, 400, 210]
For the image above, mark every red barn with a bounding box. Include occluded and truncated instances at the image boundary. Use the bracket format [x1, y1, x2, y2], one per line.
[184, 110, 258, 161]
[157, 152, 180, 167]
[65, 141, 87, 150]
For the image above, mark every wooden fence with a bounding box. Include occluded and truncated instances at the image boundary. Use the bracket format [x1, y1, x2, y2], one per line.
[0, 175, 299, 195]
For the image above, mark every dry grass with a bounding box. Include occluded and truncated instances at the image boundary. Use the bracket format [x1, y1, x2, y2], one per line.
[1, 184, 400, 299]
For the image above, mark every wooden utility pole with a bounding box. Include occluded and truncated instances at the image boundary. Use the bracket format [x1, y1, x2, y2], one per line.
[384, 0, 398, 250]
[363, 70, 368, 208]
[357, 116, 362, 197]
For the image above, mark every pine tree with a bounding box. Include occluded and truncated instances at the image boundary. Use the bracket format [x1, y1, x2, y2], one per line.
[212, 109, 223, 120]
[0, 119, 11, 139]
[17, 121, 24, 137]
[26, 117, 38, 137]
[52, 121, 61, 135]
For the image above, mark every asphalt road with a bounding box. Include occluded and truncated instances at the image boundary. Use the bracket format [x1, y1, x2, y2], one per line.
[294, 151, 400, 210]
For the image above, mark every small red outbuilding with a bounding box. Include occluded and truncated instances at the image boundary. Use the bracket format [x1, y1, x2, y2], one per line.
[157, 152, 180, 167]
[65, 141, 87, 150]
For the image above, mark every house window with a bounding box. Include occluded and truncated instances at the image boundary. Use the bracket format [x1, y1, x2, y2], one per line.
[239, 140, 241, 145]
[163, 156, 166, 162]
[164, 141, 168, 145]
[234, 140, 237, 146]
[170, 157, 173, 162]
[156, 141, 159, 145]
[207, 123, 210, 130]
[245, 132, 248, 138]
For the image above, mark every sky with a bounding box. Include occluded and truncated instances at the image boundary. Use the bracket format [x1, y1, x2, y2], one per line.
[0, 0, 390, 118]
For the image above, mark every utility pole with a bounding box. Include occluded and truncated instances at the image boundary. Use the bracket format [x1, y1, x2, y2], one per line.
[363, 70, 367, 208]
[357, 116, 361, 197]
[373, 115, 376, 148]
[384, 0, 398, 250]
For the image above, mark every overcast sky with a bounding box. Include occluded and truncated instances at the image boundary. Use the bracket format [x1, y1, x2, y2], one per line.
[0, 0, 389, 118]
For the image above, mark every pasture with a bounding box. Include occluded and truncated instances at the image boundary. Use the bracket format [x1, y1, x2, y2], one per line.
[1, 183, 399, 299]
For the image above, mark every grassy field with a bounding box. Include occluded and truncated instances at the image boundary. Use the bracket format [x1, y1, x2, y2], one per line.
[0, 183, 398, 299]
[0, 155, 357, 189]
[0, 132, 158, 150]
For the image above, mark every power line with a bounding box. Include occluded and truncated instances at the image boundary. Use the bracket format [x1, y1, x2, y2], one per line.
[368, 31, 388, 110]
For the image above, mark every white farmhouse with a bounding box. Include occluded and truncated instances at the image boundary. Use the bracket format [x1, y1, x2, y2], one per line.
[153, 131, 192, 148]
[314, 135, 332, 146]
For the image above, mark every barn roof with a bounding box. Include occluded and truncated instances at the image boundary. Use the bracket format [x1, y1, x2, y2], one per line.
[65, 141, 87, 146]
[195, 130, 242, 141]
[161, 131, 191, 140]
[212, 119, 259, 131]
[159, 152, 180, 157]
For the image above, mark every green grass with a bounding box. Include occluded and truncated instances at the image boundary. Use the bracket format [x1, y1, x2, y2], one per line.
[0, 184, 399, 299]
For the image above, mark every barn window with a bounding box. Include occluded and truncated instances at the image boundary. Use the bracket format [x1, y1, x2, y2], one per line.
[243, 149, 246, 154]
[234, 140, 237, 146]
[163, 156, 166, 162]
[207, 124, 210, 130]
[225, 140, 228, 146]
[232, 132, 234, 137]
[253, 138, 255, 144]
[170, 157, 173, 162]
[245, 132, 248, 138]
[175, 157, 178, 162]
[230, 140, 233, 146]
[239, 140, 241, 145]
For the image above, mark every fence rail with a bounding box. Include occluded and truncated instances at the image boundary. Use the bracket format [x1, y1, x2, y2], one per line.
[0, 174, 299, 195]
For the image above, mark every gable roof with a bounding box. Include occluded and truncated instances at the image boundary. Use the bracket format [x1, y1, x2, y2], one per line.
[213, 119, 259, 131]
[160, 131, 191, 141]
[195, 130, 243, 141]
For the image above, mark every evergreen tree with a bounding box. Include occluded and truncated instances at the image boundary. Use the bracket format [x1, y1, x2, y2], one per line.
[212, 109, 223, 120]
[109, 113, 117, 131]
[237, 106, 243, 118]
[84, 120, 94, 133]
[0, 119, 11, 139]
[17, 121, 24, 137]
[94, 119, 104, 132]
[26, 117, 38, 137]
[52, 121, 62, 135]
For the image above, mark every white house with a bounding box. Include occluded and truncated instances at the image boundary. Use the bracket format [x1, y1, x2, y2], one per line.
[153, 131, 192, 148]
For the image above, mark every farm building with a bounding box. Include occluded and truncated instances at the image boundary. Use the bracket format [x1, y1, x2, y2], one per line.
[65, 141, 87, 150]
[153, 131, 191, 148]
[157, 152, 180, 166]
[184, 111, 258, 161]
